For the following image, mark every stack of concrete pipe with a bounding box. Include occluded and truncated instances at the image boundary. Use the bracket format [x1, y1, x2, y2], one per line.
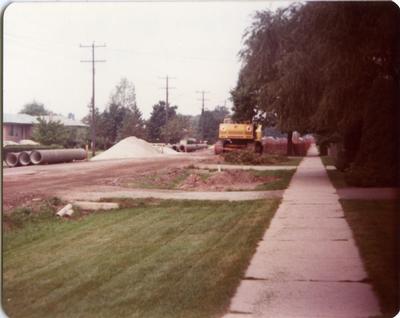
[4, 149, 86, 167]
[5, 151, 32, 167]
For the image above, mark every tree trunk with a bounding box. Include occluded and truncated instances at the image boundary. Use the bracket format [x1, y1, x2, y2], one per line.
[287, 131, 294, 156]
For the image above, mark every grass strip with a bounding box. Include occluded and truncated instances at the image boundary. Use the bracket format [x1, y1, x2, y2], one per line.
[252, 169, 296, 190]
[341, 199, 399, 318]
[3, 199, 279, 318]
[320, 155, 335, 166]
[326, 169, 348, 188]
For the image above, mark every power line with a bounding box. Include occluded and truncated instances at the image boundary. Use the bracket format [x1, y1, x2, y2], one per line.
[80, 41, 106, 157]
[159, 75, 176, 140]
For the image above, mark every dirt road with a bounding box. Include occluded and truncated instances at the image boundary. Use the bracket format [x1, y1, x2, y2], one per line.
[3, 155, 197, 212]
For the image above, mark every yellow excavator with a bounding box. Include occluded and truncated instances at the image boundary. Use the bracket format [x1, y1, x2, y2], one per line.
[214, 117, 263, 154]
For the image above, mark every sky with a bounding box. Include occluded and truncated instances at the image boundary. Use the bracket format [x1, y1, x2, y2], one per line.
[4, 1, 291, 120]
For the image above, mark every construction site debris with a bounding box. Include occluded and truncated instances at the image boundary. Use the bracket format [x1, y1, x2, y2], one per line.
[73, 201, 119, 210]
[64, 208, 74, 217]
[56, 204, 72, 217]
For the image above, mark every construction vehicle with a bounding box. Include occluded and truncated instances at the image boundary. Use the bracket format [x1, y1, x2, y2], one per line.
[214, 117, 263, 154]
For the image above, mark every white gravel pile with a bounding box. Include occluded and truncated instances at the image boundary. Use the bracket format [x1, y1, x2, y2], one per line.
[91, 136, 178, 161]
[154, 145, 179, 155]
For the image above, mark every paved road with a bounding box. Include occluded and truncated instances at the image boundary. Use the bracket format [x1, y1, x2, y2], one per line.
[223, 145, 380, 318]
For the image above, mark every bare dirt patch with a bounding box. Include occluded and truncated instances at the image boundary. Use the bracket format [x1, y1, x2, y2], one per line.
[3, 157, 194, 213]
[116, 168, 279, 191]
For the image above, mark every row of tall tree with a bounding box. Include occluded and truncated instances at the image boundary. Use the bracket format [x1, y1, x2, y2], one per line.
[231, 2, 399, 186]
[84, 78, 229, 148]
[21, 78, 230, 148]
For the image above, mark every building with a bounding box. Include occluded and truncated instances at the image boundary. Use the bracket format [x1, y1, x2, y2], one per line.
[3, 113, 87, 143]
[3, 113, 38, 143]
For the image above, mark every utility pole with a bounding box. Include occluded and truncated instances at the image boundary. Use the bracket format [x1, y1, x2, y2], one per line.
[196, 90, 210, 141]
[80, 41, 106, 156]
[159, 75, 175, 142]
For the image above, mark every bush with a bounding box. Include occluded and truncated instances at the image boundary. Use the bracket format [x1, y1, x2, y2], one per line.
[345, 163, 397, 187]
[4, 197, 65, 229]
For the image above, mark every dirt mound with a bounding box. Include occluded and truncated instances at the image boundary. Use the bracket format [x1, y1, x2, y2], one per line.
[154, 145, 179, 155]
[92, 137, 178, 161]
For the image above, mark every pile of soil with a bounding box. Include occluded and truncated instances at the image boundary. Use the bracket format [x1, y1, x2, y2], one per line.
[91, 137, 178, 161]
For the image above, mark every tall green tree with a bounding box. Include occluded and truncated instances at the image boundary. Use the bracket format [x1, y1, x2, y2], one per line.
[198, 106, 230, 143]
[82, 105, 108, 149]
[101, 103, 130, 146]
[160, 115, 192, 144]
[110, 77, 137, 109]
[147, 101, 177, 142]
[95, 77, 144, 146]
[117, 106, 146, 140]
[32, 118, 67, 146]
[233, 2, 399, 185]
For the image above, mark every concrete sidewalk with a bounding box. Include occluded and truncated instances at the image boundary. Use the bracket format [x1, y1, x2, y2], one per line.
[223, 145, 380, 318]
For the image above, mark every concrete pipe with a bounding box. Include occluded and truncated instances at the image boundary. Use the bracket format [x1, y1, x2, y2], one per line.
[172, 145, 180, 152]
[30, 149, 87, 165]
[185, 145, 198, 152]
[18, 151, 32, 166]
[5, 152, 21, 167]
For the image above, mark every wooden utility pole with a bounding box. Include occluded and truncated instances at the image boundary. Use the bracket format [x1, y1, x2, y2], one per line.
[159, 75, 175, 142]
[80, 42, 106, 156]
[196, 90, 210, 140]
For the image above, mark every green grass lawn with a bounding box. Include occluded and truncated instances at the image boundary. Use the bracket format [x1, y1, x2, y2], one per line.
[276, 156, 303, 166]
[341, 199, 399, 318]
[3, 199, 279, 318]
[320, 155, 335, 166]
[320, 155, 349, 188]
[326, 169, 348, 188]
[251, 169, 296, 191]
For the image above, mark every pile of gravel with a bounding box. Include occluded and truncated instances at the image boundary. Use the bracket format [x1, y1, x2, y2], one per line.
[91, 136, 178, 161]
